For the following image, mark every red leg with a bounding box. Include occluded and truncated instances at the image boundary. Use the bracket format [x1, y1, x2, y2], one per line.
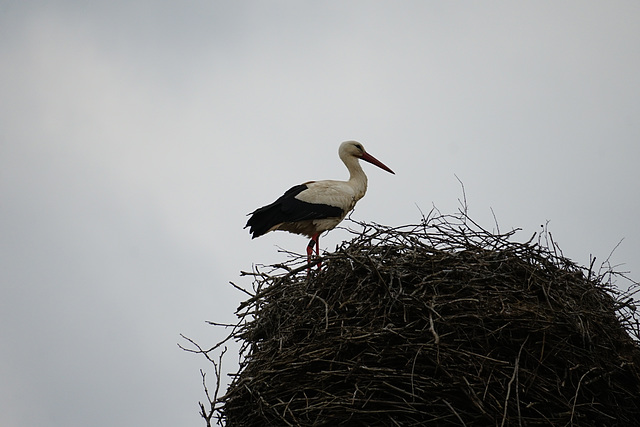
[306, 237, 315, 264]
[315, 234, 321, 269]
[307, 233, 320, 272]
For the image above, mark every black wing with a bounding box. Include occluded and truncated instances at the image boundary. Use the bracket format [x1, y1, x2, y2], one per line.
[245, 184, 344, 238]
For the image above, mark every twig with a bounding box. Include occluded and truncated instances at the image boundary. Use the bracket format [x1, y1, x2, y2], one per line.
[199, 347, 227, 427]
[443, 398, 467, 427]
[569, 367, 596, 426]
[501, 337, 528, 427]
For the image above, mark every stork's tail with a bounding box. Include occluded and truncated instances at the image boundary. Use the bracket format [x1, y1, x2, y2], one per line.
[245, 205, 281, 239]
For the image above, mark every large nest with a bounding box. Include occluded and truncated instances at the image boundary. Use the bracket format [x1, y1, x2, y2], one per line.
[196, 212, 640, 426]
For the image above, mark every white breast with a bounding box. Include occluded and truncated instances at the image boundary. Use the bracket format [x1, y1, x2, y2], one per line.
[295, 180, 361, 213]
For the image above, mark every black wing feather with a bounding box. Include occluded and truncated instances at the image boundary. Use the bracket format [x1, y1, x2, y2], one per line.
[245, 184, 343, 238]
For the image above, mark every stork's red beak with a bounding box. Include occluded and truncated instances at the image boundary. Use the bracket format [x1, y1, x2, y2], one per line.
[360, 152, 395, 174]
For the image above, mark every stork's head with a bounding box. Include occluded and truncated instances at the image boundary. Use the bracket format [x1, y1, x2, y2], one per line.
[339, 141, 395, 174]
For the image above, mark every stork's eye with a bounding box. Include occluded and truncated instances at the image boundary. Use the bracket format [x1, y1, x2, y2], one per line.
[355, 144, 363, 151]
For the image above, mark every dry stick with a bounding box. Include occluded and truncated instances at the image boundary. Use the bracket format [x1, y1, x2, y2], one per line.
[410, 345, 424, 401]
[205, 321, 237, 327]
[443, 398, 468, 427]
[179, 326, 240, 359]
[199, 370, 213, 427]
[501, 337, 528, 427]
[587, 255, 597, 282]
[428, 303, 440, 345]
[280, 395, 301, 426]
[237, 263, 315, 311]
[228, 280, 254, 297]
[569, 367, 596, 426]
[305, 292, 330, 331]
[199, 347, 227, 427]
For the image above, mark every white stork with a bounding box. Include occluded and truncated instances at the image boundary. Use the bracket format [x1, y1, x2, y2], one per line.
[245, 140, 394, 267]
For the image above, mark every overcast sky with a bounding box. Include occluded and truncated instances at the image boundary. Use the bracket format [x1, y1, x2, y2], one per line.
[1, 1, 639, 426]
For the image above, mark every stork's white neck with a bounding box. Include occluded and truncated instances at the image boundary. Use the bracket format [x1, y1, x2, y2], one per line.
[343, 155, 368, 202]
